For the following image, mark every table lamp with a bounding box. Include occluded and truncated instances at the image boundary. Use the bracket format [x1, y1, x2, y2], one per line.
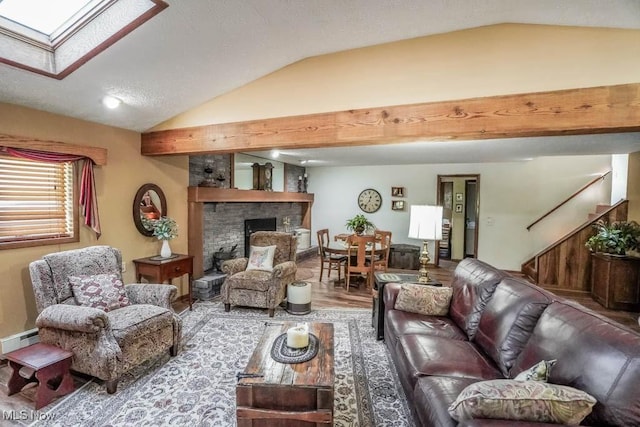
[408, 205, 443, 283]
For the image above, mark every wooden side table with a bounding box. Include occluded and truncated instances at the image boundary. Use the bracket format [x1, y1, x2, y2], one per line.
[133, 253, 194, 310]
[5, 342, 74, 409]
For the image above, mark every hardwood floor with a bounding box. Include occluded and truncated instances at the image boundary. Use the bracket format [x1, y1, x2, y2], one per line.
[2, 255, 638, 419]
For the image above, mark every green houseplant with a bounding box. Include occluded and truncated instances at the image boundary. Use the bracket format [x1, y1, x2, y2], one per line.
[585, 220, 640, 256]
[346, 214, 375, 235]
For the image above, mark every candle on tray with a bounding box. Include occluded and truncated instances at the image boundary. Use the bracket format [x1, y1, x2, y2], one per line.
[286, 323, 309, 348]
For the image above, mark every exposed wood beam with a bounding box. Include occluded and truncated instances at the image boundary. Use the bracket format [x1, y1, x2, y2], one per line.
[141, 83, 640, 156]
[0, 134, 108, 165]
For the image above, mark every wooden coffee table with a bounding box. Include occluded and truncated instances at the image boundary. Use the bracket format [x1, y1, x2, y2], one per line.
[236, 322, 334, 426]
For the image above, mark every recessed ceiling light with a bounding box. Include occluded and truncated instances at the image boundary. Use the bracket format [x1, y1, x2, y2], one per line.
[102, 95, 122, 109]
[271, 150, 280, 158]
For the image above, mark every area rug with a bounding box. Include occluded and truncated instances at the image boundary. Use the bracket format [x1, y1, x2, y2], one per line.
[31, 301, 415, 427]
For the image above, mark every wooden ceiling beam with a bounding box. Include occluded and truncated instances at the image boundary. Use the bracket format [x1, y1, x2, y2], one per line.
[141, 83, 640, 156]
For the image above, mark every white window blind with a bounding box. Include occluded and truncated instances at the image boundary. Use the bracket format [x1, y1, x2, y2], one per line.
[0, 154, 75, 244]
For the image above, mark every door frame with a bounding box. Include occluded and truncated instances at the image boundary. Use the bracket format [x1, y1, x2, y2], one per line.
[436, 174, 480, 261]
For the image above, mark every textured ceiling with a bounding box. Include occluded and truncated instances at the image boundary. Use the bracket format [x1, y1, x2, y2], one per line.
[1, 0, 640, 165]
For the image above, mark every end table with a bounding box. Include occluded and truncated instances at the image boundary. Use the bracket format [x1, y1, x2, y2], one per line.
[133, 254, 194, 310]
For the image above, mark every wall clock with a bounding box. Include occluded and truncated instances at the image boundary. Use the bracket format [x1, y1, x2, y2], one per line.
[358, 188, 382, 213]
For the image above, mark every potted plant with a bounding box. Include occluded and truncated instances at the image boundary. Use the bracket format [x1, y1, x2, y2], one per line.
[585, 220, 640, 256]
[346, 214, 375, 235]
[153, 216, 178, 258]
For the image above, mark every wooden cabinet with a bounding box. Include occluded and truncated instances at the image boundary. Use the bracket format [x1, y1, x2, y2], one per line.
[591, 253, 640, 311]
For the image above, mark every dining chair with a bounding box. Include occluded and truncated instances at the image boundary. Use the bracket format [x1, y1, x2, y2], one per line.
[373, 229, 392, 272]
[345, 234, 376, 291]
[317, 229, 348, 282]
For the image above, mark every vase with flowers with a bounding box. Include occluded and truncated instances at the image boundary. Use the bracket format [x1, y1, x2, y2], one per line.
[152, 216, 178, 258]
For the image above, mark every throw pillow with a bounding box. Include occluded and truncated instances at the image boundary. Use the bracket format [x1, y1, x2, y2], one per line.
[514, 359, 557, 382]
[69, 273, 130, 312]
[448, 379, 596, 425]
[394, 284, 453, 316]
[246, 245, 277, 271]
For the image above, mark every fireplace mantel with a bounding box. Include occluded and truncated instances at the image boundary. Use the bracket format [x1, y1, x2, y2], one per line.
[188, 187, 314, 277]
[188, 187, 314, 203]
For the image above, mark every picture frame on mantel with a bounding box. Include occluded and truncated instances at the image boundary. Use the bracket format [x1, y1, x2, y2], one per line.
[392, 187, 405, 197]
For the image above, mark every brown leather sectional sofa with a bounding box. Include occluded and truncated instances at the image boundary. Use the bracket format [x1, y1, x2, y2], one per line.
[383, 258, 640, 426]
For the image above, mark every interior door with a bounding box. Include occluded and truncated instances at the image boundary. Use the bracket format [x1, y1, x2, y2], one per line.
[464, 180, 477, 258]
[437, 175, 480, 261]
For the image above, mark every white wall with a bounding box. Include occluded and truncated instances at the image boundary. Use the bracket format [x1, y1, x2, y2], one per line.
[611, 154, 629, 204]
[308, 155, 612, 270]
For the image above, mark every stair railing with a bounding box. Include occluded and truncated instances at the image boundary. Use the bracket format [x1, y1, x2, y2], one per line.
[521, 199, 628, 286]
[526, 170, 611, 231]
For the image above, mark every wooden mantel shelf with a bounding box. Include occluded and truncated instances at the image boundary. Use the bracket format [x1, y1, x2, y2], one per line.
[188, 187, 314, 203]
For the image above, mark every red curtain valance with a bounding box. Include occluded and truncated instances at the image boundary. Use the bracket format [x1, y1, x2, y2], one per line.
[1, 147, 101, 239]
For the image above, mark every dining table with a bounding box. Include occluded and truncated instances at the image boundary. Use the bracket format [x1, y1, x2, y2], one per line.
[323, 238, 387, 287]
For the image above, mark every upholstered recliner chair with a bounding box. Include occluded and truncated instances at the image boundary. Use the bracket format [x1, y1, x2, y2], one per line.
[29, 246, 182, 394]
[221, 231, 297, 317]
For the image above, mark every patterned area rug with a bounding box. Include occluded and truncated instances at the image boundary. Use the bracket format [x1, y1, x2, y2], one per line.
[31, 301, 414, 427]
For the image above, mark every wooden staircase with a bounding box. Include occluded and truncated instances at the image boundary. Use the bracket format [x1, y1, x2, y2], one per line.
[521, 199, 628, 297]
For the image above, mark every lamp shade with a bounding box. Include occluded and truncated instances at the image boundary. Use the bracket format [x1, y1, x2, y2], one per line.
[408, 205, 443, 240]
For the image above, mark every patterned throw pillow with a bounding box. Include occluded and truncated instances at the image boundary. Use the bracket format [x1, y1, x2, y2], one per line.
[246, 245, 277, 271]
[514, 359, 557, 382]
[394, 284, 453, 316]
[448, 379, 596, 425]
[69, 273, 130, 312]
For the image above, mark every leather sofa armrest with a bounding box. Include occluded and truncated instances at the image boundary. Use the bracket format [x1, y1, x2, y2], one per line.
[36, 304, 110, 333]
[125, 283, 176, 310]
[383, 282, 402, 311]
[222, 258, 249, 275]
[272, 261, 296, 278]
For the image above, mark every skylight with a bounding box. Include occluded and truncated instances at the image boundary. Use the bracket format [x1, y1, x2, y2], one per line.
[0, 0, 168, 79]
[0, 0, 93, 36]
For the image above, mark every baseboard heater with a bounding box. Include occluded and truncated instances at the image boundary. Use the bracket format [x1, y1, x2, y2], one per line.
[1, 328, 39, 356]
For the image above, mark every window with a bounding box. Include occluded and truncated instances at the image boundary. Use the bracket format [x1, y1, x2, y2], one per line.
[0, 0, 168, 79]
[0, 0, 94, 36]
[0, 154, 78, 248]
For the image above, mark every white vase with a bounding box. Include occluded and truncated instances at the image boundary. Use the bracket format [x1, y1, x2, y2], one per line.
[160, 240, 172, 258]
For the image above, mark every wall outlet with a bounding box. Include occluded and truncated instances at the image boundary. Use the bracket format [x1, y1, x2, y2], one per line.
[122, 261, 126, 272]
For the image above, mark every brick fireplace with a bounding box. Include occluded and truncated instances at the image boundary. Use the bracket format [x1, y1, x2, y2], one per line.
[188, 154, 312, 277]
[201, 202, 304, 272]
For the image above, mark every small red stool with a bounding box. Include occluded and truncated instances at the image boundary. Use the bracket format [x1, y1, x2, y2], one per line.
[5, 342, 74, 409]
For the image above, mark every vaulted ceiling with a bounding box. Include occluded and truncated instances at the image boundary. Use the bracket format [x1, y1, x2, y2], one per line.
[1, 0, 640, 165]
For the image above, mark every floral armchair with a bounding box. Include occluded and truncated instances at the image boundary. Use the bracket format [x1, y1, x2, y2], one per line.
[28, 246, 182, 394]
[221, 231, 297, 317]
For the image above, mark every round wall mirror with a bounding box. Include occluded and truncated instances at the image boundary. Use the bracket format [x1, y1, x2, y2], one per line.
[133, 183, 167, 236]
